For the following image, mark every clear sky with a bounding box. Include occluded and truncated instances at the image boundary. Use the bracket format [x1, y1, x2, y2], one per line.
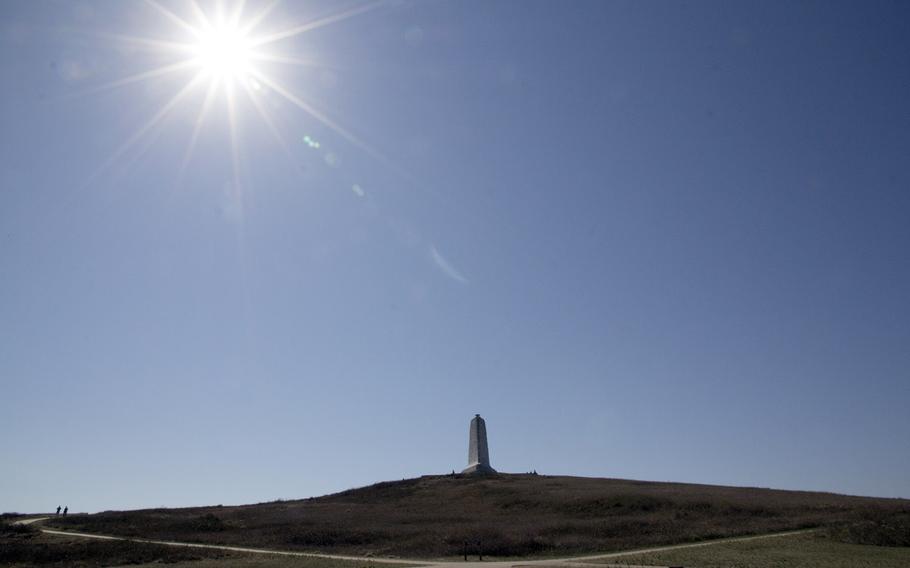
[2, 0, 909, 513]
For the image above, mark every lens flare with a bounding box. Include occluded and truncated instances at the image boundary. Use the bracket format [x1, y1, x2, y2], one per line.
[83, 0, 392, 189]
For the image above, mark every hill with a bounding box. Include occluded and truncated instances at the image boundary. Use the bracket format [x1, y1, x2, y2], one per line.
[48, 474, 910, 559]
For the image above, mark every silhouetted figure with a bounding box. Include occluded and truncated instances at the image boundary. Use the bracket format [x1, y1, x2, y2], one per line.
[56, 506, 61, 515]
[63, 506, 68, 516]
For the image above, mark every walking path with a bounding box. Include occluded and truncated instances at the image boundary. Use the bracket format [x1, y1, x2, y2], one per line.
[15, 517, 813, 567]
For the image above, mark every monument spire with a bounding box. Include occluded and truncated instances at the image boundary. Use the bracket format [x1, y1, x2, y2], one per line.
[462, 414, 497, 475]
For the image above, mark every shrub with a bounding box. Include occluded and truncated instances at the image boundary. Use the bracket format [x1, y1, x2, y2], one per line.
[828, 511, 910, 547]
[0, 520, 38, 537]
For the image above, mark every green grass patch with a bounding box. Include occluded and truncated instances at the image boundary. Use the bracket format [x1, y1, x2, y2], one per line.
[600, 532, 910, 568]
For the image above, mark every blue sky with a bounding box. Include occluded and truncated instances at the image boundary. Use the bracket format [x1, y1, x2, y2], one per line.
[2, 0, 909, 513]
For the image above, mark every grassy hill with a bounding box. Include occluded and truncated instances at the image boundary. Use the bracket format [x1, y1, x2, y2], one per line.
[48, 474, 910, 559]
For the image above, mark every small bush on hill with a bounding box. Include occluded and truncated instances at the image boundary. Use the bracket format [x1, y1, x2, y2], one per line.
[829, 510, 910, 547]
[0, 519, 38, 538]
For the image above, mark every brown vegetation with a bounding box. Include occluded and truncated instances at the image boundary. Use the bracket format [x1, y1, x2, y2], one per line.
[47, 474, 910, 559]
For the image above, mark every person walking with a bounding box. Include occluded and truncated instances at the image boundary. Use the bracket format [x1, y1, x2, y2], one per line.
[56, 506, 61, 515]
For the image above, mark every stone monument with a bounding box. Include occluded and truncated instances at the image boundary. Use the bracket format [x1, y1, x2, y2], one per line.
[462, 414, 497, 475]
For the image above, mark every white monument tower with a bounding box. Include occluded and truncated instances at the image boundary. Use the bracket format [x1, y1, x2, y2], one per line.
[462, 414, 497, 475]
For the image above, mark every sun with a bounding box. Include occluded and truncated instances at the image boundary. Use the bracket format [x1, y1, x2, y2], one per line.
[192, 22, 253, 83]
[85, 0, 386, 190]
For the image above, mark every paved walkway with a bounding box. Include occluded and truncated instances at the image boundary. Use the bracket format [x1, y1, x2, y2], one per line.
[16, 517, 813, 567]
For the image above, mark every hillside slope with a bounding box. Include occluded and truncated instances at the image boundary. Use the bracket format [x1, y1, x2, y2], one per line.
[49, 474, 910, 559]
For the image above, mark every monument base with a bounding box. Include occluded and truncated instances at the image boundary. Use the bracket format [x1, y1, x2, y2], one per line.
[461, 462, 498, 475]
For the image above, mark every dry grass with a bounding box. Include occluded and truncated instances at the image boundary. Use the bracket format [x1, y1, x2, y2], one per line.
[47, 474, 910, 559]
[0, 519, 247, 566]
[1, 519, 416, 567]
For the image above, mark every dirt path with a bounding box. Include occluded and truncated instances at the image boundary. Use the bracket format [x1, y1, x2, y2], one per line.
[17, 517, 814, 567]
[14, 517, 50, 525]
